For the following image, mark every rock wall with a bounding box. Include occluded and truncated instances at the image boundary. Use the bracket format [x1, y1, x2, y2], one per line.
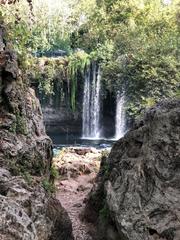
[42, 105, 81, 134]
[0, 24, 52, 175]
[0, 24, 74, 240]
[39, 90, 116, 138]
[33, 63, 83, 135]
[85, 99, 180, 240]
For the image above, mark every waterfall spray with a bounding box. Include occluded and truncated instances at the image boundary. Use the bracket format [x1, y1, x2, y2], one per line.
[115, 92, 126, 139]
[82, 63, 101, 139]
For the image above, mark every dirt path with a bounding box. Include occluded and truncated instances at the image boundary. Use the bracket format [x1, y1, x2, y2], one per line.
[56, 173, 97, 240]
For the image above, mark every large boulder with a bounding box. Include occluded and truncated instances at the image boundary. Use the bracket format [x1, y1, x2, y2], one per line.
[85, 99, 180, 240]
[0, 168, 74, 240]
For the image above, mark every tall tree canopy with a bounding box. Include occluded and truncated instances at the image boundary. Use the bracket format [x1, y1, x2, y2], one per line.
[73, 0, 179, 115]
[0, 0, 179, 115]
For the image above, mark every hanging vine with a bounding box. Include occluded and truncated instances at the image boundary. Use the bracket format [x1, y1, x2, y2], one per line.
[67, 50, 90, 111]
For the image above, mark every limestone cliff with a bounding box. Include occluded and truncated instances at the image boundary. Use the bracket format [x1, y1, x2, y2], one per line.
[85, 99, 180, 240]
[0, 24, 74, 240]
[0, 24, 52, 175]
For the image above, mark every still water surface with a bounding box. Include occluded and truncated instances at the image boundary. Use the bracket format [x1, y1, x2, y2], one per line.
[49, 132, 116, 150]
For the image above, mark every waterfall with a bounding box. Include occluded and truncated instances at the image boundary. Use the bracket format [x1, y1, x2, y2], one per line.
[115, 92, 126, 139]
[82, 69, 91, 137]
[82, 63, 101, 139]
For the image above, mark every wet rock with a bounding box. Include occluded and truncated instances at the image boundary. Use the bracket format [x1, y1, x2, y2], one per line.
[85, 99, 180, 240]
[70, 147, 95, 156]
[41, 106, 81, 134]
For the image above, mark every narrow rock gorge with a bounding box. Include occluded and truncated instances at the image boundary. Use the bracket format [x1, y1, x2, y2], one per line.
[0, 1, 179, 240]
[54, 147, 103, 240]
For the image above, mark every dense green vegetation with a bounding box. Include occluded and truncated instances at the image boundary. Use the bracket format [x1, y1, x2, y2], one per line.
[0, 0, 179, 115]
[74, 0, 180, 115]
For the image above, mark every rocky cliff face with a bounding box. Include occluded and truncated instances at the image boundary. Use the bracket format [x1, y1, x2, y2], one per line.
[32, 60, 83, 135]
[0, 24, 74, 240]
[0, 25, 52, 176]
[85, 99, 180, 240]
[42, 105, 81, 135]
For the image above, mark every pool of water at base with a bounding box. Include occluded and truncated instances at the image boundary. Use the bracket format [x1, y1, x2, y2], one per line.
[48, 132, 116, 150]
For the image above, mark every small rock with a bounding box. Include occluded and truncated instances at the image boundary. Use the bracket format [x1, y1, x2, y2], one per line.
[73, 203, 82, 208]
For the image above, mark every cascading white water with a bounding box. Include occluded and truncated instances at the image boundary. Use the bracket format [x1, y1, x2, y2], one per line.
[115, 92, 126, 139]
[82, 69, 91, 137]
[82, 63, 101, 139]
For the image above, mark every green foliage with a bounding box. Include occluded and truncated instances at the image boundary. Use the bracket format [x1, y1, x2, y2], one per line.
[9, 120, 17, 134]
[42, 179, 56, 194]
[16, 113, 28, 135]
[30, 57, 67, 95]
[9, 112, 28, 135]
[29, 52, 91, 111]
[22, 171, 32, 185]
[175, 88, 180, 98]
[0, 0, 96, 57]
[8, 159, 32, 182]
[67, 50, 90, 110]
[101, 149, 110, 159]
[102, 160, 110, 176]
[7, 160, 21, 176]
[50, 165, 59, 179]
[99, 204, 109, 220]
[103, 53, 179, 117]
[82, 0, 180, 118]
[90, 40, 114, 63]
[1, 0, 179, 118]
